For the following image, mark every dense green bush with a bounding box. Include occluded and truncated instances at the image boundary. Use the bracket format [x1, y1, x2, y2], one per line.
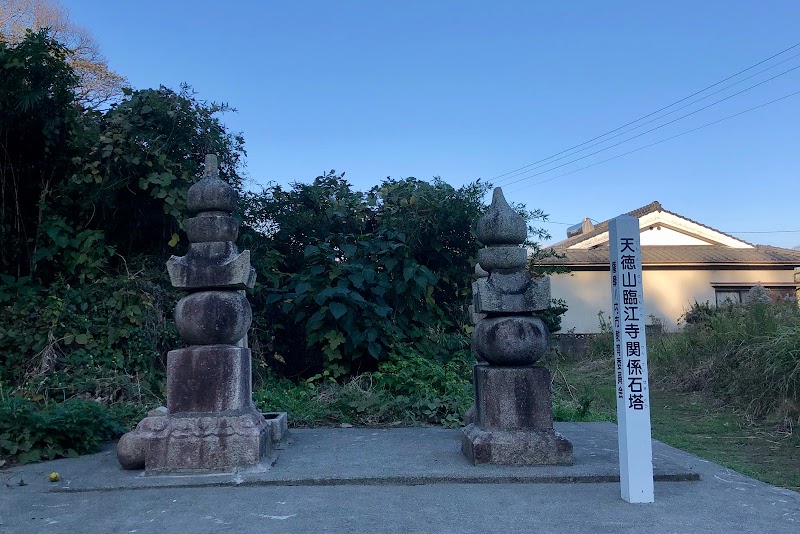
[0, 397, 134, 464]
[0, 266, 178, 403]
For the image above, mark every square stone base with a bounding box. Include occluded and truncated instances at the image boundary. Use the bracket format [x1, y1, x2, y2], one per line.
[462, 423, 573, 465]
[463, 364, 573, 465]
[144, 410, 271, 475]
[117, 344, 284, 473]
[167, 345, 253, 414]
[473, 364, 553, 430]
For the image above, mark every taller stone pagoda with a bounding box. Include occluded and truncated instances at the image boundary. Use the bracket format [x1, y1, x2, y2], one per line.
[462, 187, 573, 465]
[117, 155, 275, 473]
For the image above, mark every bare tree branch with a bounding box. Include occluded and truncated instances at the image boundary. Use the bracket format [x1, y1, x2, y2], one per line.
[0, 0, 127, 108]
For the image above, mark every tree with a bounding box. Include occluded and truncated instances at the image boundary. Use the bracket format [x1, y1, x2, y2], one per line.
[70, 84, 246, 261]
[239, 174, 567, 378]
[0, 0, 126, 108]
[0, 30, 81, 278]
[0, 31, 246, 282]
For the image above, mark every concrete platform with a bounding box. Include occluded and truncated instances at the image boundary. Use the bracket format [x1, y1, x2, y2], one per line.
[1, 423, 797, 533]
[3, 423, 696, 492]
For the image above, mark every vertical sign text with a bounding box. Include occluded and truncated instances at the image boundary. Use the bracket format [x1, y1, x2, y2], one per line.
[609, 215, 654, 503]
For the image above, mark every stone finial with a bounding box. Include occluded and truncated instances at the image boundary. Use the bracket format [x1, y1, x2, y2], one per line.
[186, 154, 237, 214]
[204, 154, 219, 179]
[476, 188, 527, 272]
[476, 188, 527, 246]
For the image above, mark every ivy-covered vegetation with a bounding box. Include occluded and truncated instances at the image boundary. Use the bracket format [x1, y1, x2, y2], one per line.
[0, 31, 563, 464]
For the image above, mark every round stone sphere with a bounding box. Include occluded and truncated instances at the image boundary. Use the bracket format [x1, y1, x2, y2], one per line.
[175, 290, 252, 345]
[186, 177, 238, 214]
[472, 316, 549, 366]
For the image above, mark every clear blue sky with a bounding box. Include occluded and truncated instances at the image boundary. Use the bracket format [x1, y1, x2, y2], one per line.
[64, 1, 800, 247]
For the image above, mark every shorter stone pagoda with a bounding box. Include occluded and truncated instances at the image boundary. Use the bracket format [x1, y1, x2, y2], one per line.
[462, 187, 572, 465]
[117, 155, 283, 473]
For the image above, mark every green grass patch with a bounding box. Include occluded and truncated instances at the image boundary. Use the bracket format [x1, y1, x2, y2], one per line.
[253, 348, 475, 428]
[553, 355, 800, 491]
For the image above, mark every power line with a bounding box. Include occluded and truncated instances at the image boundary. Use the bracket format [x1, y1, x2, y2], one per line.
[494, 52, 800, 185]
[490, 40, 800, 183]
[505, 89, 800, 193]
[499, 65, 800, 189]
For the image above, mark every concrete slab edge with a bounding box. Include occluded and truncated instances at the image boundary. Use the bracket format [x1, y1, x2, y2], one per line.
[49, 471, 700, 493]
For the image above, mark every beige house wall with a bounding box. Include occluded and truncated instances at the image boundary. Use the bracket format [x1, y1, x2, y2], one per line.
[551, 268, 796, 333]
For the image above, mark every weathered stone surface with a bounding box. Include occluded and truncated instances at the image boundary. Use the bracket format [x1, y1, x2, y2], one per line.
[175, 290, 252, 345]
[145, 411, 271, 474]
[262, 411, 289, 443]
[472, 274, 550, 314]
[186, 155, 238, 214]
[472, 365, 553, 430]
[461, 424, 573, 465]
[468, 304, 487, 327]
[184, 214, 239, 243]
[463, 404, 477, 426]
[477, 246, 527, 271]
[476, 188, 527, 246]
[167, 243, 256, 290]
[167, 346, 253, 414]
[118, 153, 275, 473]
[471, 316, 548, 365]
[473, 263, 488, 278]
[117, 415, 169, 470]
[463, 185, 565, 467]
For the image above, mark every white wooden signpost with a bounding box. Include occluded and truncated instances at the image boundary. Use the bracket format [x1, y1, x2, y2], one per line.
[609, 215, 654, 503]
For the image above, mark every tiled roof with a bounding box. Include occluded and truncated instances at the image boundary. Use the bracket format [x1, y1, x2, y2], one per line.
[550, 201, 754, 249]
[538, 245, 800, 267]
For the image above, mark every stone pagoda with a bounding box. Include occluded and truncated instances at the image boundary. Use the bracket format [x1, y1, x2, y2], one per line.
[462, 187, 573, 465]
[117, 155, 283, 473]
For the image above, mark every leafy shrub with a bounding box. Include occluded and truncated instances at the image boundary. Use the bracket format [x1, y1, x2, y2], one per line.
[0, 266, 177, 403]
[681, 301, 719, 331]
[373, 342, 473, 427]
[265, 232, 441, 378]
[0, 397, 127, 464]
[254, 341, 474, 428]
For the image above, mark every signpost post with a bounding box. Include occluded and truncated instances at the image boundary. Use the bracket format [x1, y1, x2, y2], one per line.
[609, 215, 654, 503]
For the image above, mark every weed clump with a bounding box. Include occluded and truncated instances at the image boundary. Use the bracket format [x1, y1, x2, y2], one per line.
[654, 298, 800, 427]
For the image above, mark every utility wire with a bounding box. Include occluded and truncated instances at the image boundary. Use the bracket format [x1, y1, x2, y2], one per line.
[505, 89, 800, 193]
[494, 52, 800, 185]
[499, 65, 800, 188]
[490, 41, 800, 183]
